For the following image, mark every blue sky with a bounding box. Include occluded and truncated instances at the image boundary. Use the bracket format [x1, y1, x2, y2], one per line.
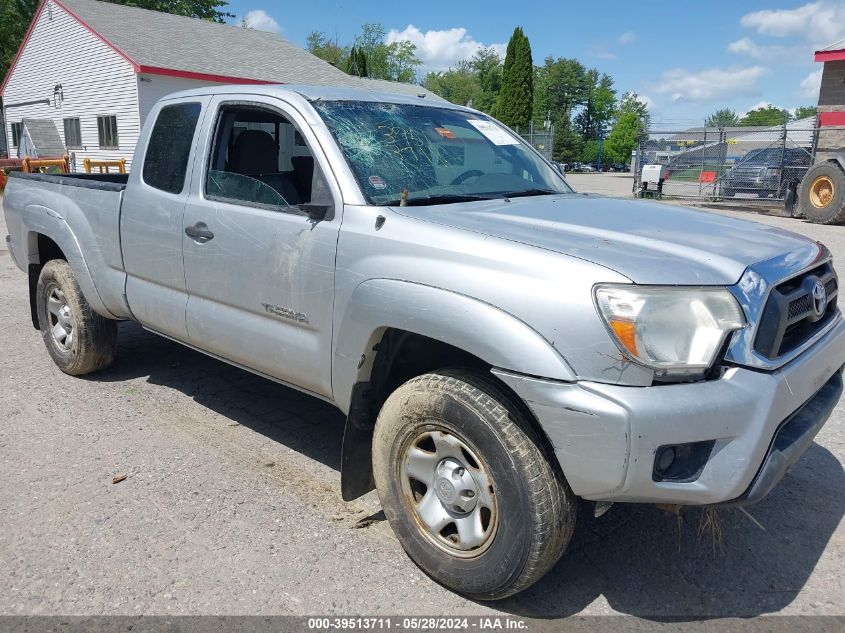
[225, 0, 845, 126]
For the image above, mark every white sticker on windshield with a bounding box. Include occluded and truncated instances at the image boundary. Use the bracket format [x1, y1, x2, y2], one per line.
[467, 119, 519, 146]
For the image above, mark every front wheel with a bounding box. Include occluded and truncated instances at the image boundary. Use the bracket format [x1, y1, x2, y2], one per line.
[372, 370, 576, 600]
[36, 259, 117, 375]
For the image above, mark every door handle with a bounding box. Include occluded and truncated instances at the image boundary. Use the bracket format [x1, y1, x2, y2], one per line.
[185, 222, 214, 243]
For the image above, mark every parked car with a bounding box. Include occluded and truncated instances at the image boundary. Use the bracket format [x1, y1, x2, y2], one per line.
[4, 85, 844, 600]
[722, 147, 812, 198]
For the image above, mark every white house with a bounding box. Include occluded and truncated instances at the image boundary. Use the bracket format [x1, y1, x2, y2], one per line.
[1, 0, 439, 171]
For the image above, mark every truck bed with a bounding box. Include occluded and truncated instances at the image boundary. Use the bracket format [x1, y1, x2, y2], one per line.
[8, 171, 128, 191]
[3, 168, 130, 321]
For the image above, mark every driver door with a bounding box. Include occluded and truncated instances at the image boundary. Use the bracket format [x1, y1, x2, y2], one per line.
[181, 94, 341, 398]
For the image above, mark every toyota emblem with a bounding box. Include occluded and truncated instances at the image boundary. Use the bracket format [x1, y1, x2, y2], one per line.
[812, 280, 827, 317]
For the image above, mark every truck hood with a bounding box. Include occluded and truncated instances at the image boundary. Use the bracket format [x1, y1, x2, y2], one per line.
[395, 194, 814, 285]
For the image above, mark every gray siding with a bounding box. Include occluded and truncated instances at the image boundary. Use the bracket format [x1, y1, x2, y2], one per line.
[818, 60, 845, 108]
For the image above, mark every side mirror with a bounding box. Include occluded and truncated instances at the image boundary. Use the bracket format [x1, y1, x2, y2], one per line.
[298, 203, 330, 221]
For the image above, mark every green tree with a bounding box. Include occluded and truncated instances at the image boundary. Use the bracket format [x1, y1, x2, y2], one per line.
[603, 111, 640, 164]
[345, 45, 368, 77]
[740, 104, 789, 127]
[616, 92, 649, 121]
[573, 70, 615, 140]
[424, 62, 481, 107]
[705, 108, 740, 128]
[580, 139, 599, 164]
[1, 0, 40, 82]
[112, 0, 232, 20]
[350, 23, 420, 83]
[469, 46, 502, 114]
[793, 105, 817, 121]
[551, 117, 584, 163]
[306, 30, 347, 67]
[497, 26, 533, 131]
[2, 0, 233, 83]
[424, 48, 501, 114]
[542, 57, 589, 121]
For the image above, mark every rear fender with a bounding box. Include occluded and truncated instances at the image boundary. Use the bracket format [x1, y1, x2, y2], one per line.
[22, 211, 116, 320]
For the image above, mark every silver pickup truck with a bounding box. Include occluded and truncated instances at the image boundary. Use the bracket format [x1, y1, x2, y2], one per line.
[5, 85, 845, 600]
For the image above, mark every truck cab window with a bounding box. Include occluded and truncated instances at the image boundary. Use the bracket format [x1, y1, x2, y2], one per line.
[143, 102, 202, 194]
[205, 105, 326, 210]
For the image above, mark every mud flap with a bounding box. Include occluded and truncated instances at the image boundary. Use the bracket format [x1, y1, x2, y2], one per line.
[28, 264, 41, 330]
[340, 382, 377, 501]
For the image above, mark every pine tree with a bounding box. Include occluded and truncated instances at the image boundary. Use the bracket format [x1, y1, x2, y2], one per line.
[497, 27, 533, 131]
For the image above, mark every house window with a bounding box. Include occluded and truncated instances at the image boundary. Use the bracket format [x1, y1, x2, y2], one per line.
[97, 115, 118, 148]
[10, 122, 22, 147]
[63, 118, 82, 148]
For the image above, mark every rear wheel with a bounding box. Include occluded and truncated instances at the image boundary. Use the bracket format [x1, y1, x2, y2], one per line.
[799, 162, 845, 224]
[36, 259, 117, 375]
[372, 370, 576, 600]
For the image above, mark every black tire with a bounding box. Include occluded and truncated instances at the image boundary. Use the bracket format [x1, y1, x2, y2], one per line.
[798, 162, 845, 224]
[372, 370, 576, 600]
[723, 187, 735, 198]
[36, 259, 117, 375]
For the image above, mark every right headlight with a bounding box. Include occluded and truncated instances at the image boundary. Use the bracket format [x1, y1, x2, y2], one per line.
[594, 284, 746, 373]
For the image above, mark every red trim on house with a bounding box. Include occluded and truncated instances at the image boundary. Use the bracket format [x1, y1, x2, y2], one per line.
[815, 49, 845, 62]
[52, 0, 139, 69]
[1, 0, 277, 99]
[819, 112, 845, 127]
[0, 0, 48, 95]
[137, 66, 275, 85]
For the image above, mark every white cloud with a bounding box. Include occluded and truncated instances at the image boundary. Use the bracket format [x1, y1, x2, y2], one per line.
[741, 101, 774, 117]
[242, 9, 280, 34]
[638, 94, 654, 110]
[740, 1, 845, 47]
[386, 25, 506, 71]
[652, 66, 768, 102]
[799, 68, 823, 98]
[726, 36, 800, 60]
[617, 31, 636, 45]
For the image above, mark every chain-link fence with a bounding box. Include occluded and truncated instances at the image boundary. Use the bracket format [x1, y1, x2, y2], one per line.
[516, 121, 554, 162]
[633, 120, 819, 202]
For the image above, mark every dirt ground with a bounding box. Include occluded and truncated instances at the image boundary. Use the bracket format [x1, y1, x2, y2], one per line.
[0, 194, 843, 620]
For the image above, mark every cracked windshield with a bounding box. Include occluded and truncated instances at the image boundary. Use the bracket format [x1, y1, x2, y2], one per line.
[313, 101, 572, 206]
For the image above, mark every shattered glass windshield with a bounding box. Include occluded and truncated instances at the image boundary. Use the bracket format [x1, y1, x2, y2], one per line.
[312, 101, 572, 206]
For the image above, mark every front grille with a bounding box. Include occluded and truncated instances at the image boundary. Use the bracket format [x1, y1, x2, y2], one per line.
[753, 263, 838, 360]
[787, 295, 811, 319]
[732, 166, 764, 179]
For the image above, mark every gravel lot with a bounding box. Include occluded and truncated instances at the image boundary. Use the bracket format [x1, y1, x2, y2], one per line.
[1, 191, 843, 620]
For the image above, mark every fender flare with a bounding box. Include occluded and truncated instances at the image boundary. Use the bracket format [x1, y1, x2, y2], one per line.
[829, 153, 845, 173]
[332, 279, 576, 501]
[23, 209, 115, 320]
[332, 279, 576, 413]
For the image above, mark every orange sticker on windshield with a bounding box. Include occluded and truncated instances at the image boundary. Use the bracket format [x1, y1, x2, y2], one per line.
[435, 127, 455, 139]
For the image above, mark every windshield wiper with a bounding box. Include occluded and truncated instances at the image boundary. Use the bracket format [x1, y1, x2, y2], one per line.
[376, 193, 497, 207]
[500, 188, 558, 198]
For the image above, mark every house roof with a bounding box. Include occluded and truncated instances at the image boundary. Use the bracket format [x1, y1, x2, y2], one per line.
[22, 118, 65, 156]
[2, 0, 441, 99]
[815, 37, 845, 62]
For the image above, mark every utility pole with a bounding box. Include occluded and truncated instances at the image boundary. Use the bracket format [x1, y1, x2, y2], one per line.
[596, 126, 605, 171]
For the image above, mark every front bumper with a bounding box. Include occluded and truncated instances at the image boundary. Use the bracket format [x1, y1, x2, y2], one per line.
[494, 315, 845, 506]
